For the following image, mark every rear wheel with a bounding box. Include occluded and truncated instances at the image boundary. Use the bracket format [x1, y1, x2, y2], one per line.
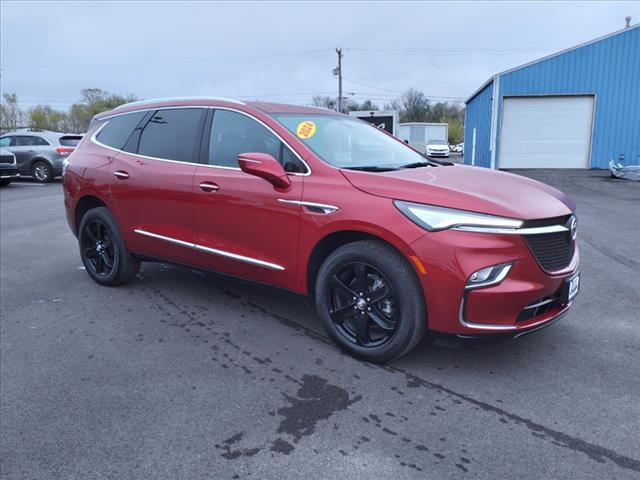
[78, 207, 139, 286]
[315, 240, 427, 363]
[32, 161, 53, 183]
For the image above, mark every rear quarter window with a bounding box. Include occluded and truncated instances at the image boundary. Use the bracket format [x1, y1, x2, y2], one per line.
[95, 112, 146, 150]
[59, 136, 83, 147]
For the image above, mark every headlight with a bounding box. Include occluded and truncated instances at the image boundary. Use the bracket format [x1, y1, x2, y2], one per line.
[394, 200, 523, 232]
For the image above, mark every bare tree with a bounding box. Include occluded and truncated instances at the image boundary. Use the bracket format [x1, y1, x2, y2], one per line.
[311, 95, 338, 111]
[398, 88, 431, 122]
[0, 93, 25, 131]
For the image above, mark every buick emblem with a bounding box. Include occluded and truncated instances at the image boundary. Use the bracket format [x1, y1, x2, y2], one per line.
[569, 216, 578, 240]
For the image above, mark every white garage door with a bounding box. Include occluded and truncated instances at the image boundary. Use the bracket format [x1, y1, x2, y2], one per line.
[499, 96, 594, 168]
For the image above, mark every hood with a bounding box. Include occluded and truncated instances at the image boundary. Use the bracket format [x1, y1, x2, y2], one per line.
[340, 164, 575, 220]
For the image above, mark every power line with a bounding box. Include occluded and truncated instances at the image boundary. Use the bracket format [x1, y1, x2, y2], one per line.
[341, 77, 465, 101]
[0, 49, 331, 69]
[348, 92, 465, 102]
[342, 78, 404, 95]
[346, 47, 558, 55]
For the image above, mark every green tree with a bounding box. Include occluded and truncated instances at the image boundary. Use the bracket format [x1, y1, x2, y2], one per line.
[68, 88, 136, 132]
[28, 105, 70, 131]
[447, 119, 464, 144]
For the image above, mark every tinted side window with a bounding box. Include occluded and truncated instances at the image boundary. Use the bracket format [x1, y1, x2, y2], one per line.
[33, 136, 50, 146]
[0, 137, 11, 147]
[96, 112, 146, 150]
[209, 110, 306, 173]
[13, 136, 46, 146]
[137, 108, 205, 163]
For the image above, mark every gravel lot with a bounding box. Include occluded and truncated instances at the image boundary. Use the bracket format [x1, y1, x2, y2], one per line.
[1, 170, 638, 479]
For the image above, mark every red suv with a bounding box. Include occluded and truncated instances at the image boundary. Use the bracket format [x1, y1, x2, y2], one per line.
[63, 98, 580, 362]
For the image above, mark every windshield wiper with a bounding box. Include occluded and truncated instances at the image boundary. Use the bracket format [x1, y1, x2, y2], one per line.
[399, 161, 434, 169]
[343, 166, 399, 172]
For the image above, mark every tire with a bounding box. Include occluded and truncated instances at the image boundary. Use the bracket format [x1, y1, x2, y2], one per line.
[0, 179, 11, 187]
[31, 161, 53, 183]
[78, 207, 140, 286]
[315, 240, 427, 363]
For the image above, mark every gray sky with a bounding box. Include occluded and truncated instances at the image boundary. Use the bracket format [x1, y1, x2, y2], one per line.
[1, 1, 638, 109]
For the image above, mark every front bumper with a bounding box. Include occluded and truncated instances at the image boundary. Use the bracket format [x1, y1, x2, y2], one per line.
[0, 165, 20, 179]
[427, 150, 450, 157]
[409, 228, 579, 336]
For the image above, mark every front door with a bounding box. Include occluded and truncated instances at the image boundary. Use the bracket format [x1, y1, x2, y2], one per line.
[192, 109, 307, 290]
[8, 135, 48, 174]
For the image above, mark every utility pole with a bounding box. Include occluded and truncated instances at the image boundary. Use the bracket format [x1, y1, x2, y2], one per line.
[335, 48, 343, 113]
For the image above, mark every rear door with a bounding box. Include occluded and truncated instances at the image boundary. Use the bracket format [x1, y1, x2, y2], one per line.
[106, 107, 206, 265]
[192, 109, 306, 289]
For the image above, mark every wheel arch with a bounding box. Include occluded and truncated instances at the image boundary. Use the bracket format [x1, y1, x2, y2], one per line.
[74, 195, 108, 235]
[305, 229, 423, 299]
[29, 156, 54, 172]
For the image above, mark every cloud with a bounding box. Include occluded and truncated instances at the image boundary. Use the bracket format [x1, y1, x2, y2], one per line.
[1, 1, 638, 108]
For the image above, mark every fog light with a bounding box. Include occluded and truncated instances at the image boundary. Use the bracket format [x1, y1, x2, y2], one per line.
[466, 263, 512, 289]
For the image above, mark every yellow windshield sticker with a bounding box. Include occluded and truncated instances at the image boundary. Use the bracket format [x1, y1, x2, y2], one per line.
[296, 120, 317, 139]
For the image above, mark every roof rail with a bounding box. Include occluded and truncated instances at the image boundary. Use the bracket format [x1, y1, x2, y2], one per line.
[113, 96, 245, 110]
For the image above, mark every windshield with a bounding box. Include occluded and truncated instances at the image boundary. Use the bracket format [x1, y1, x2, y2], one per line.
[272, 114, 430, 170]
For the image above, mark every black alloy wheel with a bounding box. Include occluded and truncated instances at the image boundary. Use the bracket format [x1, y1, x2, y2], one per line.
[81, 219, 116, 277]
[78, 207, 140, 286]
[315, 240, 427, 363]
[327, 262, 399, 347]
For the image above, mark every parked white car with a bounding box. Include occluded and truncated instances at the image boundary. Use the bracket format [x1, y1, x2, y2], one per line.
[426, 141, 450, 158]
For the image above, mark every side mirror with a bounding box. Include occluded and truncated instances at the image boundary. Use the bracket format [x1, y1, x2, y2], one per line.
[237, 152, 291, 190]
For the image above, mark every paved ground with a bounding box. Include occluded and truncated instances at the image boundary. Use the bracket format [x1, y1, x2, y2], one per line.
[1, 170, 639, 479]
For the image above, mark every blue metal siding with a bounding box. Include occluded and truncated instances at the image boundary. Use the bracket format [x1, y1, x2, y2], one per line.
[466, 25, 639, 169]
[463, 80, 493, 167]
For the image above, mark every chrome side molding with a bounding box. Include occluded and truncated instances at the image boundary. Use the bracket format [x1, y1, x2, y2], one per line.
[278, 199, 339, 215]
[133, 228, 285, 271]
[192, 244, 285, 271]
[134, 229, 194, 248]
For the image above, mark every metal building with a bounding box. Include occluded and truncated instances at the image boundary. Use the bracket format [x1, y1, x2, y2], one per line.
[464, 23, 639, 169]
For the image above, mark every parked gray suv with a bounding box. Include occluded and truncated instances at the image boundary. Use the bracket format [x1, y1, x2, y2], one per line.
[0, 130, 83, 183]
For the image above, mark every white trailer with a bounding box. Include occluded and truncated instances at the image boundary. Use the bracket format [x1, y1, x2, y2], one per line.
[397, 122, 448, 153]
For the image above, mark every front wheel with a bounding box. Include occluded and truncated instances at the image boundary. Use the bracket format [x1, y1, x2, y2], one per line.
[78, 207, 140, 286]
[315, 240, 427, 363]
[0, 179, 12, 187]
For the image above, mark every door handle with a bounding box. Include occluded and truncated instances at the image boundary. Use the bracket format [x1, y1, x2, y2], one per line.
[199, 182, 219, 192]
[113, 170, 129, 179]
